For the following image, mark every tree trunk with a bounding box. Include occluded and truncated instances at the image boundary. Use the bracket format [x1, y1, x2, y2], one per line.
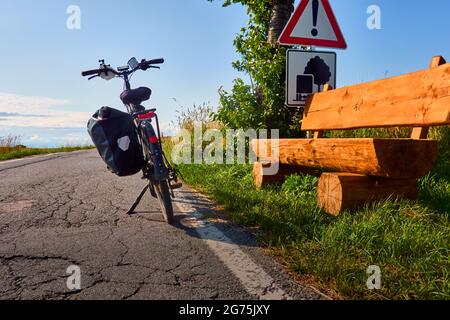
[268, 0, 295, 45]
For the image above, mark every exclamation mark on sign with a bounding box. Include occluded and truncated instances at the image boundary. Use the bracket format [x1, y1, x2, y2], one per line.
[311, 0, 319, 37]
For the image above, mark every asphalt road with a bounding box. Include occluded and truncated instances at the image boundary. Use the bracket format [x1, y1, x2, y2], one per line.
[0, 150, 322, 300]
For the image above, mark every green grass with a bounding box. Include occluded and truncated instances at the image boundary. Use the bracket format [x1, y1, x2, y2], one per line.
[163, 128, 450, 300]
[0, 146, 94, 161]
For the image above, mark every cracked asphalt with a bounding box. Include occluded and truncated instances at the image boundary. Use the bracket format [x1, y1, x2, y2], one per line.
[0, 150, 322, 300]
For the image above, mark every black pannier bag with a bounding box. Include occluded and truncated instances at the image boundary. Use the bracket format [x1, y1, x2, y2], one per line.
[87, 107, 145, 177]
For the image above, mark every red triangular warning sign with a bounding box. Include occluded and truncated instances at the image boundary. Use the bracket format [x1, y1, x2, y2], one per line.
[279, 0, 347, 49]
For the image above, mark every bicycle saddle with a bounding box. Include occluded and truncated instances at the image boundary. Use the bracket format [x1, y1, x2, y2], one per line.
[120, 87, 152, 106]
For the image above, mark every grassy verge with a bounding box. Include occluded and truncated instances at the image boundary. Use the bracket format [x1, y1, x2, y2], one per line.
[0, 146, 94, 162]
[163, 132, 450, 300]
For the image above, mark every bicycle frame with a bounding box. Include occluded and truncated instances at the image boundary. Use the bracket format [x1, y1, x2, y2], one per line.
[115, 68, 168, 182]
[135, 110, 169, 183]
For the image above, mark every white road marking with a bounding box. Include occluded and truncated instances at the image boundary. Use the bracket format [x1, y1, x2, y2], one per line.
[174, 191, 292, 300]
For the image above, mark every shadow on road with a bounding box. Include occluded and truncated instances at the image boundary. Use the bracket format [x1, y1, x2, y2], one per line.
[172, 190, 259, 248]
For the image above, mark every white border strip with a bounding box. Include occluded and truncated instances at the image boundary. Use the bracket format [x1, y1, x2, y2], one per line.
[174, 194, 292, 300]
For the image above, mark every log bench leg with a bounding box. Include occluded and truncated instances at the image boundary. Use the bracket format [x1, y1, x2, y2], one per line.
[253, 162, 320, 189]
[317, 173, 418, 216]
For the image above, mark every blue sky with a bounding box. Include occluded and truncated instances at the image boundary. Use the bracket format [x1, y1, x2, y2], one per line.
[0, 0, 449, 147]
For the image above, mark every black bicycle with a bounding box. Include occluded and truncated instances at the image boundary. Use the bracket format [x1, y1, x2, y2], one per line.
[82, 57, 181, 225]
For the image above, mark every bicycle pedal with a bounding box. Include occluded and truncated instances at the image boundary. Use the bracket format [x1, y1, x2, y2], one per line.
[170, 182, 183, 190]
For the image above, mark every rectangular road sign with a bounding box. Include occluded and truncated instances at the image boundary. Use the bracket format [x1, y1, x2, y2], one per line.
[286, 49, 336, 108]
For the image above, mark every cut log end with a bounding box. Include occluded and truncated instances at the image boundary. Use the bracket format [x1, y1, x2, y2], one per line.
[317, 173, 418, 216]
[317, 173, 344, 216]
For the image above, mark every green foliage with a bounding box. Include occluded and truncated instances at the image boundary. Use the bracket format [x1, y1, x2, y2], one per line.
[418, 127, 450, 215]
[327, 127, 413, 139]
[281, 174, 318, 199]
[209, 0, 302, 137]
[430, 126, 450, 160]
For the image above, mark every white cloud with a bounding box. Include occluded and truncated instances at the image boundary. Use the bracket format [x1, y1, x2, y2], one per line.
[29, 134, 45, 142]
[0, 93, 91, 128]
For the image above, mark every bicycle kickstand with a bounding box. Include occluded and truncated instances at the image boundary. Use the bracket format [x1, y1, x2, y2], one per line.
[126, 184, 150, 215]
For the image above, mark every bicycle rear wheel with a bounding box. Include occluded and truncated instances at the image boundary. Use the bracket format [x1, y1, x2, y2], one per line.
[155, 180, 174, 225]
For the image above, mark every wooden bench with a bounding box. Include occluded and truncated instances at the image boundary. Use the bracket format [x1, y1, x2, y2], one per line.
[252, 56, 450, 216]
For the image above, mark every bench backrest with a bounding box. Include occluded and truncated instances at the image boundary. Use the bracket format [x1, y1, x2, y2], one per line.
[302, 56, 450, 138]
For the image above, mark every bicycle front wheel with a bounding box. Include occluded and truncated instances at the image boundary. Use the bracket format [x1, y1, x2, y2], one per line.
[155, 180, 174, 225]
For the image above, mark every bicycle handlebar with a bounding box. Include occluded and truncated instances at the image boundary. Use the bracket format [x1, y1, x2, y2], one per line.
[143, 58, 164, 66]
[81, 69, 102, 77]
[81, 58, 164, 78]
